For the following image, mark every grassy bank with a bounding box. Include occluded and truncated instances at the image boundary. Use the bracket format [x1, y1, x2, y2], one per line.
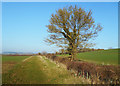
[2, 56, 89, 84]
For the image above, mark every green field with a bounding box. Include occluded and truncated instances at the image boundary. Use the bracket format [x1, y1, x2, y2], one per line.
[2, 55, 31, 74]
[2, 49, 119, 84]
[58, 49, 119, 65]
[2, 55, 89, 84]
[2, 55, 30, 62]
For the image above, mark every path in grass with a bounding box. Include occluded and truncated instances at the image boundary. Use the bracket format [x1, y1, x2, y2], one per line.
[3, 55, 89, 84]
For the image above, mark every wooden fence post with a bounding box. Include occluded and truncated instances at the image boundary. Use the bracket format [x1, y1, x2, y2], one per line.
[87, 72, 88, 79]
[83, 71, 84, 78]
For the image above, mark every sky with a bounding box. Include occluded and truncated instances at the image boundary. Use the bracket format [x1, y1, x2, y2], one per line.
[2, 2, 118, 53]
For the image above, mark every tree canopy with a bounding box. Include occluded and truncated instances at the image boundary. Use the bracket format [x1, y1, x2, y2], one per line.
[45, 5, 103, 59]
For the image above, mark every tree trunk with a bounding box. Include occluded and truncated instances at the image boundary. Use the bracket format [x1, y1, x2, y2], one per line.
[71, 45, 77, 60]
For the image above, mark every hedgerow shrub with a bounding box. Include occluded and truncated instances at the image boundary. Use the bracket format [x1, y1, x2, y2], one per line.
[44, 55, 120, 84]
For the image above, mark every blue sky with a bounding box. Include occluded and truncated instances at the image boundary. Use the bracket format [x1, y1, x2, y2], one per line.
[2, 2, 118, 53]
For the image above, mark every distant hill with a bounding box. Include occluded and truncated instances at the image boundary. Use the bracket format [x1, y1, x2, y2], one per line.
[2, 52, 33, 55]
